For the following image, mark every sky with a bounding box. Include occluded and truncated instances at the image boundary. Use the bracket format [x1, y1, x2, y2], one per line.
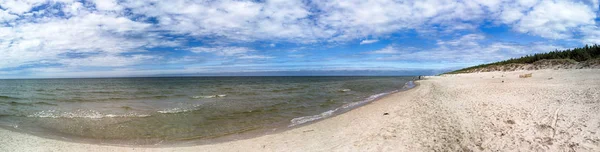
[0, 0, 599, 78]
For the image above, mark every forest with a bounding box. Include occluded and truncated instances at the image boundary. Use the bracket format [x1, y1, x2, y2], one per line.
[446, 44, 600, 74]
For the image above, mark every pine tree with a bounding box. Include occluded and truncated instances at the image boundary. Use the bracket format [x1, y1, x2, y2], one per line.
[446, 44, 600, 74]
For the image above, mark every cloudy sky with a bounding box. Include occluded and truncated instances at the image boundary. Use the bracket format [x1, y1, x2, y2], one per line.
[0, 0, 599, 78]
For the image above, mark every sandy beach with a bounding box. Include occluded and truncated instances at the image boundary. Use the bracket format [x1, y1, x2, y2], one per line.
[1, 69, 599, 151]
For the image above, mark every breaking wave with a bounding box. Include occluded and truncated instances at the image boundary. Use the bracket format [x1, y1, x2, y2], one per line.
[288, 81, 415, 127]
[191, 94, 227, 99]
[27, 110, 151, 119]
[288, 92, 391, 127]
[157, 107, 195, 114]
[157, 103, 206, 114]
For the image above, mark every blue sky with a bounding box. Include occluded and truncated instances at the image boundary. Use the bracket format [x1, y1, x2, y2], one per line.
[0, 0, 599, 78]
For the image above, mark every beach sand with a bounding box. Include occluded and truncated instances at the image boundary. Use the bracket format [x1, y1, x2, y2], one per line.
[1, 69, 599, 151]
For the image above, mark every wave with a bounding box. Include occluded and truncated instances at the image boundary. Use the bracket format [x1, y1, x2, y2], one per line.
[272, 87, 305, 93]
[402, 81, 415, 89]
[0, 95, 20, 100]
[191, 94, 227, 99]
[52, 95, 175, 102]
[341, 92, 391, 109]
[88, 90, 126, 94]
[157, 107, 194, 114]
[95, 95, 169, 101]
[7, 101, 34, 106]
[34, 102, 58, 106]
[27, 110, 150, 119]
[290, 110, 335, 126]
[156, 102, 207, 114]
[4, 101, 58, 106]
[288, 91, 393, 127]
[288, 81, 415, 127]
[340, 89, 351, 92]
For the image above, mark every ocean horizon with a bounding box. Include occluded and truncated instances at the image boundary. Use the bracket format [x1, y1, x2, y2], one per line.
[0, 69, 438, 79]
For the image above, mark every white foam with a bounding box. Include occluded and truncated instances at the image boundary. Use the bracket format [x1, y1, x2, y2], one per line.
[402, 81, 415, 89]
[28, 109, 150, 119]
[191, 94, 227, 99]
[157, 103, 204, 114]
[348, 92, 393, 108]
[288, 91, 397, 127]
[289, 109, 336, 127]
[191, 96, 214, 99]
[157, 108, 192, 114]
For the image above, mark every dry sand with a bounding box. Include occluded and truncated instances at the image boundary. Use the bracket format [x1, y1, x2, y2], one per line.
[1, 69, 599, 151]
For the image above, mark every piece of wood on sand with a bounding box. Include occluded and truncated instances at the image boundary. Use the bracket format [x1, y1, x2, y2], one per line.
[519, 73, 532, 78]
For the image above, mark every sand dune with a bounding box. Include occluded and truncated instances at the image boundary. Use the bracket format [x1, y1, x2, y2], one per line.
[1, 69, 599, 151]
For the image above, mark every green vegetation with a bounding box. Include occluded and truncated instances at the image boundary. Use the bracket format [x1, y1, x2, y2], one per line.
[446, 44, 600, 74]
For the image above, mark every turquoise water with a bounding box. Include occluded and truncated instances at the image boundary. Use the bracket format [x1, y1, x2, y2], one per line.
[0, 77, 414, 145]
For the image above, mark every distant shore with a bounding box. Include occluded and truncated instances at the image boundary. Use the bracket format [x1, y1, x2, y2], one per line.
[2, 69, 599, 151]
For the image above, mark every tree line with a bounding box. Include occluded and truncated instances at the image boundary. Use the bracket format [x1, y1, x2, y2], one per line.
[446, 44, 600, 74]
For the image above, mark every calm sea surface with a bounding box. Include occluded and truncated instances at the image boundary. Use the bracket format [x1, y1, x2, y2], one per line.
[0, 76, 415, 145]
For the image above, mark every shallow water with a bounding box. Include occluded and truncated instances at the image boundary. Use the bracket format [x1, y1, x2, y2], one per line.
[0, 76, 414, 145]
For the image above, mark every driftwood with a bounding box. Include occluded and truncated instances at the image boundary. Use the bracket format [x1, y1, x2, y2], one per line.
[519, 73, 532, 78]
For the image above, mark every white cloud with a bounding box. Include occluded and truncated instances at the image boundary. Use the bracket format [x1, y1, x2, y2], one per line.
[580, 26, 600, 44]
[59, 54, 155, 67]
[237, 55, 274, 59]
[2, 0, 597, 47]
[189, 46, 254, 56]
[119, 0, 327, 43]
[498, 6, 524, 24]
[0, 0, 48, 15]
[367, 45, 402, 54]
[0, 0, 598, 77]
[514, 0, 596, 39]
[0, 2, 173, 69]
[313, 0, 598, 42]
[373, 34, 564, 63]
[436, 34, 485, 47]
[189, 46, 273, 60]
[92, 0, 122, 11]
[313, 0, 415, 41]
[360, 39, 379, 45]
[0, 9, 18, 22]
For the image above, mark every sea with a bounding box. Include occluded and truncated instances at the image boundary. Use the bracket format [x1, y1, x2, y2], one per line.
[0, 76, 415, 145]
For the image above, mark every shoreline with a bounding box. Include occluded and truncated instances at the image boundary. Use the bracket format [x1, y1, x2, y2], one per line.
[2, 69, 599, 151]
[0, 80, 418, 148]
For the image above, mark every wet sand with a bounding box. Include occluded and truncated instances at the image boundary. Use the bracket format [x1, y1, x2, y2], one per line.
[1, 69, 599, 151]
